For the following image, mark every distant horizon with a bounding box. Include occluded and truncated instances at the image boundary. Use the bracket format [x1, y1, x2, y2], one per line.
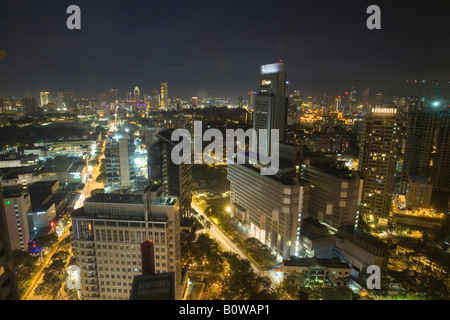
[1, 0, 449, 101]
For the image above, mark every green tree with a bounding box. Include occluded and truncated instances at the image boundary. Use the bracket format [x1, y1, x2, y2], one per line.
[221, 252, 279, 300]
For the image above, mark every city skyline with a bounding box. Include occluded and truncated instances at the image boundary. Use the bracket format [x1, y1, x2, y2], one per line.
[1, 0, 449, 99]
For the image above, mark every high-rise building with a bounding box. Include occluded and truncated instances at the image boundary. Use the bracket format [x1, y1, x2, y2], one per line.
[134, 86, 140, 106]
[160, 83, 168, 109]
[40, 91, 51, 106]
[227, 143, 308, 259]
[104, 134, 135, 191]
[2, 186, 32, 251]
[302, 156, 363, 232]
[55, 92, 65, 110]
[253, 62, 288, 156]
[150, 90, 160, 110]
[362, 88, 370, 114]
[191, 97, 198, 108]
[359, 107, 399, 221]
[400, 96, 436, 193]
[349, 87, 357, 113]
[0, 183, 20, 300]
[375, 92, 383, 107]
[22, 97, 40, 117]
[148, 130, 192, 219]
[70, 185, 182, 300]
[431, 108, 450, 209]
[248, 91, 256, 111]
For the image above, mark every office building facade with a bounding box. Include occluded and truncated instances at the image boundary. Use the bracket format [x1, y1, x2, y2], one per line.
[253, 62, 288, 155]
[70, 185, 182, 300]
[0, 184, 20, 300]
[359, 107, 399, 221]
[148, 130, 192, 219]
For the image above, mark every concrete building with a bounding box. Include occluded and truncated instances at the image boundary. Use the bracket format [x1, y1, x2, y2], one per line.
[228, 157, 309, 259]
[406, 176, 433, 209]
[160, 83, 168, 109]
[253, 62, 288, 155]
[359, 107, 399, 221]
[0, 184, 20, 300]
[70, 184, 182, 300]
[332, 225, 388, 272]
[148, 129, 192, 219]
[302, 155, 363, 231]
[400, 97, 435, 193]
[104, 134, 135, 191]
[1, 186, 32, 251]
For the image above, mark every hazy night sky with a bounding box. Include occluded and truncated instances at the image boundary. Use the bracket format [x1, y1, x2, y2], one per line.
[1, 0, 449, 101]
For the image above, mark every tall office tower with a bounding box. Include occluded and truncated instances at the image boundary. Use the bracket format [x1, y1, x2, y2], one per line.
[0, 183, 20, 300]
[349, 87, 357, 113]
[64, 91, 77, 111]
[248, 91, 256, 111]
[160, 83, 168, 109]
[359, 107, 399, 221]
[431, 108, 450, 209]
[253, 62, 288, 156]
[191, 97, 198, 108]
[302, 156, 363, 232]
[148, 130, 192, 219]
[2, 187, 32, 251]
[375, 92, 383, 107]
[334, 96, 342, 112]
[400, 97, 436, 193]
[291, 90, 302, 109]
[363, 88, 370, 111]
[134, 86, 140, 105]
[104, 89, 119, 105]
[22, 97, 40, 117]
[40, 91, 51, 106]
[104, 134, 135, 191]
[227, 143, 309, 259]
[150, 90, 160, 110]
[70, 185, 182, 300]
[55, 92, 65, 110]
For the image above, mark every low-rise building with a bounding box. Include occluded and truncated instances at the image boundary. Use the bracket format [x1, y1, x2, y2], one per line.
[283, 256, 352, 287]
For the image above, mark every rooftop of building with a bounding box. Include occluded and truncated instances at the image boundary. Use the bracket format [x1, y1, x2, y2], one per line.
[283, 256, 350, 269]
[2, 185, 26, 198]
[129, 272, 176, 300]
[85, 193, 145, 204]
[336, 225, 388, 253]
[304, 152, 358, 180]
[0, 165, 37, 180]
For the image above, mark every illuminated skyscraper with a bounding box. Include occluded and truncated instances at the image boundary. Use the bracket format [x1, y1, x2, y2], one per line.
[134, 86, 140, 105]
[248, 91, 256, 111]
[40, 91, 51, 106]
[160, 83, 168, 109]
[359, 107, 399, 221]
[253, 62, 288, 156]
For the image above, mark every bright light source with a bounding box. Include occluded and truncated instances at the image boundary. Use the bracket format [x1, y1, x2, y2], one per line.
[432, 101, 441, 107]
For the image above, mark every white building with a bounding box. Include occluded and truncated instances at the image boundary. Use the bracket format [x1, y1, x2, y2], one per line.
[70, 184, 182, 300]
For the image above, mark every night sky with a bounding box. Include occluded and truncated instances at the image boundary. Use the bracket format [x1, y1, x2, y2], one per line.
[1, 0, 449, 101]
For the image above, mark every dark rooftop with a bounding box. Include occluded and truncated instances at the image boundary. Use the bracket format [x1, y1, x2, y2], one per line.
[85, 193, 144, 204]
[284, 256, 350, 269]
